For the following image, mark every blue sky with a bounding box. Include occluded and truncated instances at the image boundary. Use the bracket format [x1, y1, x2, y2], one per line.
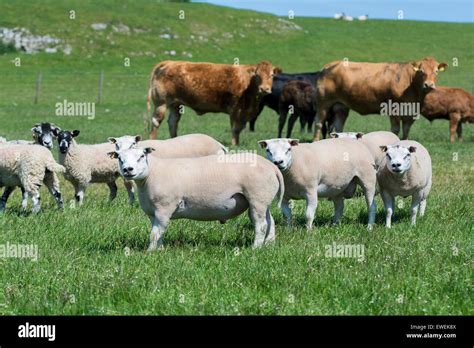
[195, 0, 474, 23]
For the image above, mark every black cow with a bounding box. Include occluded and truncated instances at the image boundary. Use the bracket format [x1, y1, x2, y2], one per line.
[249, 72, 349, 138]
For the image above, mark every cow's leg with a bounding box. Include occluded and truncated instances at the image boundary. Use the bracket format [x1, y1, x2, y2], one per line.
[401, 117, 415, 140]
[231, 115, 246, 146]
[149, 104, 167, 139]
[390, 116, 401, 137]
[249, 101, 265, 132]
[0, 186, 15, 212]
[449, 112, 461, 143]
[286, 111, 299, 138]
[307, 113, 315, 133]
[168, 105, 182, 138]
[277, 105, 288, 138]
[456, 121, 463, 143]
[299, 113, 307, 134]
[313, 107, 328, 141]
[333, 105, 349, 132]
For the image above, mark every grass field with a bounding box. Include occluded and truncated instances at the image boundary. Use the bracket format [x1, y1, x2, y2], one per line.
[0, 0, 472, 315]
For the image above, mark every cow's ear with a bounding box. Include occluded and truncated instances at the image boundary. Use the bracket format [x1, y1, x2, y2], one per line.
[380, 145, 388, 152]
[356, 132, 364, 139]
[412, 62, 421, 72]
[135, 135, 142, 142]
[257, 140, 267, 149]
[289, 139, 299, 146]
[249, 67, 257, 76]
[273, 67, 282, 75]
[144, 147, 155, 154]
[108, 137, 117, 144]
[408, 146, 417, 153]
[330, 132, 338, 138]
[107, 151, 118, 159]
[438, 63, 448, 72]
[72, 130, 80, 137]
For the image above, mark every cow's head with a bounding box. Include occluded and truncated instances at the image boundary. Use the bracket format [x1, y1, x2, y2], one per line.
[108, 147, 154, 180]
[380, 144, 416, 174]
[258, 138, 299, 171]
[108, 135, 142, 151]
[57, 130, 80, 154]
[252, 61, 281, 95]
[31, 122, 61, 149]
[412, 57, 447, 90]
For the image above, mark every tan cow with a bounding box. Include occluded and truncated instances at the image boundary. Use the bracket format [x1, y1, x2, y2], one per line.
[314, 57, 448, 140]
[420, 87, 474, 142]
[147, 60, 280, 145]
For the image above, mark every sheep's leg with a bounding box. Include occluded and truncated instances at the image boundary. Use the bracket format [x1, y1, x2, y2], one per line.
[249, 204, 268, 249]
[29, 190, 41, 213]
[20, 187, 28, 210]
[332, 195, 344, 225]
[419, 199, 427, 217]
[456, 121, 463, 142]
[286, 111, 299, 138]
[74, 184, 86, 205]
[44, 172, 64, 210]
[264, 208, 276, 244]
[305, 191, 318, 230]
[147, 214, 169, 252]
[357, 173, 377, 230]
[410, 193, 422, 226]
[107, 181, 118, 202]
[0, 186, 15, 212]
[123, 179, 135, 204]
[281, 198, 292, 226]
[381, 190, 394, 228]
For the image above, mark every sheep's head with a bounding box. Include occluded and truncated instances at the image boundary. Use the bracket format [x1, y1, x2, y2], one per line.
[380, 144, 416, 174]
[57, 130, 80, 154]
[330, 132, 364, 139]
[108, 147, 155, 180]
[108, 135, 141, 151]
[31, 123, 61, 149]
[258, 138, 299, 171]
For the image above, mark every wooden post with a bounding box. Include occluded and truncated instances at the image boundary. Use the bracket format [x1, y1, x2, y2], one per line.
[97, 70, 104, 104]
[34, 72, 42, 104]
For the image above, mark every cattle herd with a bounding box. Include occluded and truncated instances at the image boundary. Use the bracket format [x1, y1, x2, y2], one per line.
[0, 56, 472, 250]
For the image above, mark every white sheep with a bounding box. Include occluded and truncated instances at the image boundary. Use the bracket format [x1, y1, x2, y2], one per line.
[109, 147, 284, 251]
[258, 138, 377, 229]
[330, 131, 400, 167]
[377, 140, 432, 227]
[0, 144, 64, 213]
[57, 130, 134, 205]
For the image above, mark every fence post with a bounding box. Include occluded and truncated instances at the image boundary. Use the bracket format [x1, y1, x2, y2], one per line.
[97, 70, 104, 104]
[34, 72, 42, 104]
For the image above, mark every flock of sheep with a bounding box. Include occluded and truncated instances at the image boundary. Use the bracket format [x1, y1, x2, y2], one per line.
[0, 122, 432, 250]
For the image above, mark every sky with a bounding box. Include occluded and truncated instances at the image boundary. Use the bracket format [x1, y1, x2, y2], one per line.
[195, 0, 474, 23]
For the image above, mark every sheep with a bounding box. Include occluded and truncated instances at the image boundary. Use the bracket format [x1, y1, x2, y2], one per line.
[107, 133, 228, 155]
[330, 131, 400, 167]
[377, 140, 432, 228]
[0, 144, 64, 213]
[258, 138, 377, 229]
[57, 130, 134, 205]
[109, 147, 284, 251]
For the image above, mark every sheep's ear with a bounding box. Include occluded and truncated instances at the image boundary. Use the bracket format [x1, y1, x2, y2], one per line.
[289, 139, 299, 146]
[107, 151, 118, 159]
[72, 130, 80, 137]
[257, 140, 267, 149]
[135, 135, 142, 142]
[108, 137, 117, 144]
[330, 132, 338, 138]
[380, 145, 388, 152]
[356, 132, 364, 139]
[31, 125, 41, 133]
[408, 146, 417, 153]
[51, 125, 61, 136]
[143, 147, 155, 154]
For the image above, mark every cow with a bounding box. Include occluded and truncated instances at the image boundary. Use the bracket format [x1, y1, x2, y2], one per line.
[313, 57, 448, 141]
[147, 60, 280, 145]
[419, 87, 473, 142]
[248, 72, 349, 138]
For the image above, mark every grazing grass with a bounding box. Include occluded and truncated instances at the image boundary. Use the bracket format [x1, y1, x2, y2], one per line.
[0, 1, 472, 315]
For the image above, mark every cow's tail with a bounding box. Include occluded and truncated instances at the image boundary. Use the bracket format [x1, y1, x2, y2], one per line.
[274, 167, 285, 208]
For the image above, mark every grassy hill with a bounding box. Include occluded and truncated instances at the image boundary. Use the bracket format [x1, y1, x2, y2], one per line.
[0, 1, 472, 315]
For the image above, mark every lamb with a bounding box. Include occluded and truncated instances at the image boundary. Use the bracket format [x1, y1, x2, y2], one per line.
[0, 144, 64, 213]
[57, 129, 134, 205]
[330, 131, 400, 167]
[377, 140, 432, 227]
[109, 147, 284, 250]
[107, 133, 228, 156]
[258, 138, 377, 229]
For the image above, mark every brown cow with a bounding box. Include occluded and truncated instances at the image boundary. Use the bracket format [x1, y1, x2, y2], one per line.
[420, 87, 474, 142]
[313, 57, 448, 141]
[147, 60, 280, 145]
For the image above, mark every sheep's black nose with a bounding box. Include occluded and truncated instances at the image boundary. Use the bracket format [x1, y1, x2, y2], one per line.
[392, 163, 401, 168]
[273, 160, 283, 165]
[124, 167, 133, 173]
